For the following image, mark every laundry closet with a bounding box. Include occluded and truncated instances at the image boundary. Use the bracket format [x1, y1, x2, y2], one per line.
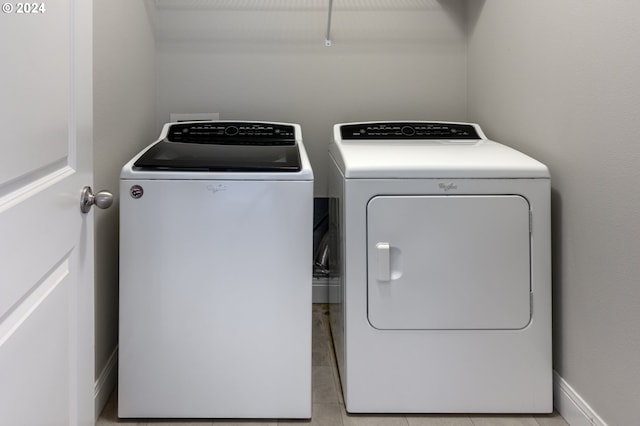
[89, 2, 640, 425]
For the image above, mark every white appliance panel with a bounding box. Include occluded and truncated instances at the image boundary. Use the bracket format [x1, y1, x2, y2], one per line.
[119, 178, 312, 418]
[328, 121, 552, 413]
[367, 195, 531, 330]
[119, 119, 313, 420]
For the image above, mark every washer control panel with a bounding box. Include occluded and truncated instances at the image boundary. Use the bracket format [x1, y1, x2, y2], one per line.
[340, 122, 479, 140]
[167, 122, 296, 145]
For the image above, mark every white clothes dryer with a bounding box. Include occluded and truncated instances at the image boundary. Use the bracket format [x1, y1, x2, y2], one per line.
[119, 121, 313, 419]
[328, 121, 551, 413]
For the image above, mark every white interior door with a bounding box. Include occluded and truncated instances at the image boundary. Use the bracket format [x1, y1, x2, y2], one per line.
[0, 1, 95, 425]
[367, 195, 531, 330]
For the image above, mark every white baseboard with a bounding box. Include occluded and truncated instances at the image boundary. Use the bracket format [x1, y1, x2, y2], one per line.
[554, 370, 608, 426]
[312, 277, 340, 303]
[94, 345, 118, 420]
[312, 277, 328, 303]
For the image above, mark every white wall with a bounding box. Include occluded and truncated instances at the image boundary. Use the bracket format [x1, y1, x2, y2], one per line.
[93, 0, 157, 413]
[467, 1, 640, 424]
[154, 0, 469, 196]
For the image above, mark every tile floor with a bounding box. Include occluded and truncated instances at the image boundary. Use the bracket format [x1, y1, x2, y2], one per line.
[98, 304, 568, 426]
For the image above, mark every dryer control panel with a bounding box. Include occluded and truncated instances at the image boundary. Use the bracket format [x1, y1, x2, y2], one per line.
[167, 122, 296, 145]
[341, 122, 479, 140]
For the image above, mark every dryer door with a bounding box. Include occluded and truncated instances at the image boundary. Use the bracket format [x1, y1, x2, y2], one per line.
[367, 195, 531, 330]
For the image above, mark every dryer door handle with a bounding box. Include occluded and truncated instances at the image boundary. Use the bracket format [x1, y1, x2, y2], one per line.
[376, 242, 391, 282]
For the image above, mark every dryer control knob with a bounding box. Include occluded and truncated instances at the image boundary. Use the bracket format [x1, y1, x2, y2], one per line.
[401, 126, 415, 136]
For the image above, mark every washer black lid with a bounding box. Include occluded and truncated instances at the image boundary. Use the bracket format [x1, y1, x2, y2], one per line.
[133, 122, 301, 172]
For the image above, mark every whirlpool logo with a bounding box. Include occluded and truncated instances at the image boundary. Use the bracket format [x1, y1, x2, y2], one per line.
[438, 182, 458, 192]
[207, 184, 228, 194]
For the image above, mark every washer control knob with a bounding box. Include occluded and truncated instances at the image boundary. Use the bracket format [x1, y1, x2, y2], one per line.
[401, 126, 415, 136]
[225, 126, 239, 136]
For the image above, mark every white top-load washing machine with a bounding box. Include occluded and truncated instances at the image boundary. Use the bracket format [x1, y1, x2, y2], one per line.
[328, 121, 551, 413]
[119, 121, 313, 419]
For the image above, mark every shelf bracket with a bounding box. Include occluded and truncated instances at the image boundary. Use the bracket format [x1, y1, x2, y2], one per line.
[325, 0, 334, 47]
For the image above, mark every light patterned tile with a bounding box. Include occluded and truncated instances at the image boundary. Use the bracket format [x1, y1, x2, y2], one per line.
[312, 303, 328, 315]
[322, 309, 344, 405]
[312, 308, 328, 332]
[312, 320, 327, 336]
[312, 328, 334, 368]
[534, 411, 570, 426]
[96, 390, 143, 425]
[313, 366, 340, 403]
[330, 361, 344, 405]
[213, 420, 276, 425]
[341, 405, 409, 426]
[406, 414, 473, 426]
[312, 323, 330, 350]
[96, 419, 145, 426]
[313, 347, 331, 367]
[470, 415, 538, 426]
[278, 403, 342, 426]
